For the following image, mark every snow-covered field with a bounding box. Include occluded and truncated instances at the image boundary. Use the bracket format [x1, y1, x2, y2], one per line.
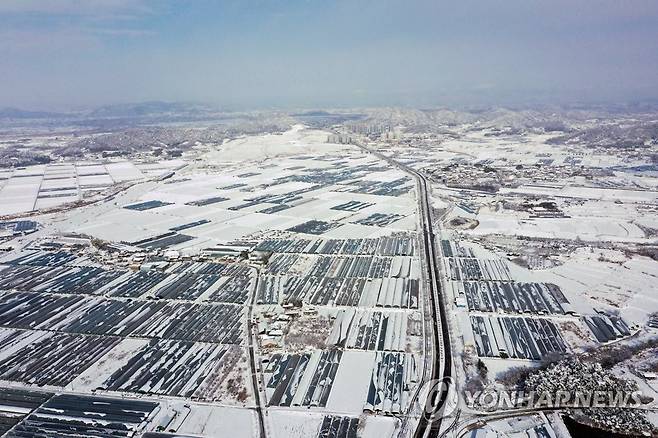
[0, 126, 423, 438]
[51, 133, 417, 251]
[2, 119, 655, 435]
[0, 159, 185, 216]
[379, 125, 658, 414]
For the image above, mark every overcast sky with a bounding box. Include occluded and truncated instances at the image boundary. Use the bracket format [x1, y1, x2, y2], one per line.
[1, 0, 658, 110]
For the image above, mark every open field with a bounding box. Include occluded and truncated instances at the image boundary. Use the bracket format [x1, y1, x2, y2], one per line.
[0, 126, 425, 437]
[0, 111, 656, 436]
[0, 160, 185, 216]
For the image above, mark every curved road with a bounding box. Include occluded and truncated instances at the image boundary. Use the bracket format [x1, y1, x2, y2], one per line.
[355, 143, 453, 437]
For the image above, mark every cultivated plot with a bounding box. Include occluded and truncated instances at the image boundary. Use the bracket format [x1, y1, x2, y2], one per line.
[470, 315, 567, 360]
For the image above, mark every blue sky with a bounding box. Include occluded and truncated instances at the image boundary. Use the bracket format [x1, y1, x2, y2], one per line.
[1, 0, 658, 110]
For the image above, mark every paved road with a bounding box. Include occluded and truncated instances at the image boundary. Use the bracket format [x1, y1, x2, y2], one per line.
[247, 271, 267, 438]
[355, 143, 453, 437]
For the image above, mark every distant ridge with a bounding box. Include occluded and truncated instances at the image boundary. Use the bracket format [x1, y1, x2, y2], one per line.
[0, 107, 67, 119]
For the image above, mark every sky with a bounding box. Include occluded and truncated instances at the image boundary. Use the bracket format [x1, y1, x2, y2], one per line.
[1, 0, 658, 110]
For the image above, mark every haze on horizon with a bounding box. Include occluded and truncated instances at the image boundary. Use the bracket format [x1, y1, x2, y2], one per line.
[2, 0, 658, 111]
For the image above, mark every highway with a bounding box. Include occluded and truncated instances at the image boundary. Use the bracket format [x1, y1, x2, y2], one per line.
[247, 271, 267, 438]
[355, 143, 453, 437]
